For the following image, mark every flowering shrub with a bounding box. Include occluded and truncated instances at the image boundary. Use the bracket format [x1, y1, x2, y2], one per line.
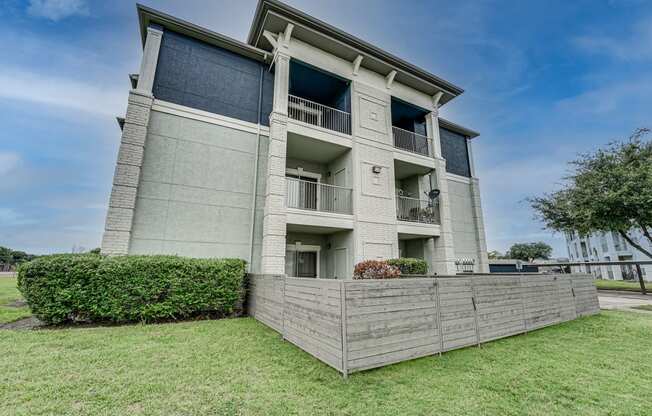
[353, 260, 401, 280]
[387, 258, 429, 275]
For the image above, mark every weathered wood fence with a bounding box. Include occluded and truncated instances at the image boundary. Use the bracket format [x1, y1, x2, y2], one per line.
[247, 274, 599, 376]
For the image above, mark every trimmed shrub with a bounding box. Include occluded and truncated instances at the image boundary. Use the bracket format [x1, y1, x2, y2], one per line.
[17, 254, 247, 325]
[387, 258, 429, 275]
[353, 260, 400, 280]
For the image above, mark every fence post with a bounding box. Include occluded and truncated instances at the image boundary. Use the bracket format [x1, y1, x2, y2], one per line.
[434, 278, 443, 356]
[339, 280, 349, 378]
[635, 264, 647, 295]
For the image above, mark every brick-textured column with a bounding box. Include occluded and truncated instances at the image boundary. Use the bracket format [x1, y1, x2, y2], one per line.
[101, 91, 153, 254]
[261, 52, 290, 274]
[432, 158, 458, 275]
[426, 110, 457, 275]
[470, 177, 490, 273]
[101, 25, 162, 255]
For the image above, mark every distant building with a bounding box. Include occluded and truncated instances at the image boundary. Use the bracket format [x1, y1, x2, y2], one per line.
[564, 230, 652, 281]
[488, 259, 540, 273]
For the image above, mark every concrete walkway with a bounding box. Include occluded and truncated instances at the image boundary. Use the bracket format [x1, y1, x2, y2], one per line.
[598, 290, 652, 312]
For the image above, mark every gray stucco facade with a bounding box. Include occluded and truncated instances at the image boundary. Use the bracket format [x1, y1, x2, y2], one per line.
[101, 2, 490, 275]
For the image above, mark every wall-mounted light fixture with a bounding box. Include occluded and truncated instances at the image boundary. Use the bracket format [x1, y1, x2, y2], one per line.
[372, 165, 382, 174]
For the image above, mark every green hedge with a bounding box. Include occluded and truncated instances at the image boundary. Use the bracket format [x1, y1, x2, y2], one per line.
[387, 258, 429, 275]
[17, 254, 247, 325]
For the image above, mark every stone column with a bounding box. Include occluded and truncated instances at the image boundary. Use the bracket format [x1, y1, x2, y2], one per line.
[135, 25, 163, 94]
[261, 52, 290, 274]
[470, 177, 490, 273]
[467, 138, 489, 273]
[426, 110, 457, 275]
[100, 25, 162, 255]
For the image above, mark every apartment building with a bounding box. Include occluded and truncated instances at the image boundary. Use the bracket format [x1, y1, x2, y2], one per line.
[101, 0, 489, 278]
[565, 231, 652, 281]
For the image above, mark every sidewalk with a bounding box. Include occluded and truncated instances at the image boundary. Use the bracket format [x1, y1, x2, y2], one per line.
[598, 290, 652, 312]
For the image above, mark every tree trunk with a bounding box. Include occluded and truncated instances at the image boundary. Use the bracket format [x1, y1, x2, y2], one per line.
[635, 264, 647, 295]
[618, 230, 652, 258]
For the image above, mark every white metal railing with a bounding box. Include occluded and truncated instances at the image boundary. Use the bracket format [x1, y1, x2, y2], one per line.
[286, 177, 353, 215]
[288, 95, 351, 135]
[396, 195, 440, 224]
[392, 126, 431, 157]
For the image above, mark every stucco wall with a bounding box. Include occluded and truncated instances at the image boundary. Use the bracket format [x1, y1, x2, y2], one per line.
[447, 178, 480, 265]
[129, 110, 267, 263]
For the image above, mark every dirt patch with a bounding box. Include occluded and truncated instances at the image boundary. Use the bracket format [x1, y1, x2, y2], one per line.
[0, 316, 43, 330]
[5, 299, 27, 308]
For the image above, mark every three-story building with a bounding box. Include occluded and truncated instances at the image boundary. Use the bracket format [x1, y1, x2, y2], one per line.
[101, 0, 489, 277]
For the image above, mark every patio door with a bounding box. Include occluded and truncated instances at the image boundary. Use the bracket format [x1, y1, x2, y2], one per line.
[334, 247, 347, 279]
[286, 244, 321, 278]
[286, 174, 318, 210]
[297, 252, 317, 278]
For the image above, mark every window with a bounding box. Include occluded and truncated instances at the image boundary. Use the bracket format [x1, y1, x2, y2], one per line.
[439, 128, 471, 177]
[600, 233, 609, 252]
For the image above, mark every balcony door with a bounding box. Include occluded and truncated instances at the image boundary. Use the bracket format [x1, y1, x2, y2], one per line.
[286, 168, 321, 211]
[286, 244, 321, 278]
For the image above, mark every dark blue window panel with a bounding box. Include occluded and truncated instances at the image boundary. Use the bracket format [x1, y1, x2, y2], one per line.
[439, 127, 471, 177]
[153, 30, 273, 126]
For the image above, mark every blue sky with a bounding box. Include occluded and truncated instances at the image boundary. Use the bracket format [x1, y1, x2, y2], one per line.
[1, 0, 651, 256]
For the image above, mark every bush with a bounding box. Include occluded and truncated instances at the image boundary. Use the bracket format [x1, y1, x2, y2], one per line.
[17, 254, 247, 325]
[353, 260, 401, 280]
[387, 258, 429, 275]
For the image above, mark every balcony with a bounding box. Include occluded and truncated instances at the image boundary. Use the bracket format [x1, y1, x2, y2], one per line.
[288, 95, 351, 135]
[286, 177, 352, 215]
[396, 195, 440, 224]
[392, 126, 431, 157]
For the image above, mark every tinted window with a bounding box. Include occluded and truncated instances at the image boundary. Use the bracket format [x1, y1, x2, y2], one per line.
[153, 30, 273, 125]
[439, 127, 471, 177]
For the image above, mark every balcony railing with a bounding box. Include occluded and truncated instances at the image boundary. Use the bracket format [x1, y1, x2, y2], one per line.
[396, 195, 440, 224]
[288, 95, 351, 135]
[286, 177, 353, 215]
[392, 126, 431, 157]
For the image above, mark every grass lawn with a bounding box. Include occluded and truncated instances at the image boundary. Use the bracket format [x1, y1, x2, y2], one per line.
[594, 279, 649, 293]
[0, 277, 31, 323]
[632, 305, 652, 312]
[1, 309, 651, 415]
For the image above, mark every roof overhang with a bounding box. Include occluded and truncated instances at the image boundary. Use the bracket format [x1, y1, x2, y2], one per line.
[247, 0, 463, 105]
[439, 117, 480, 139]
[137, 4, 271, 63]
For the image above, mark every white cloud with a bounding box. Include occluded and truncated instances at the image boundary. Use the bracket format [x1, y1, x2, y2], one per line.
[555, 76, 652, 116]
[0, 152, 22, 177]
[27, 0, 88, 21]
[0, 68, 125, 118]
[0, 208, 35, 227]
[573, 16, 652, 61]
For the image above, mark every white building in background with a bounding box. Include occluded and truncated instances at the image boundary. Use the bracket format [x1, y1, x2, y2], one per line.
[565, 230, 652, 281]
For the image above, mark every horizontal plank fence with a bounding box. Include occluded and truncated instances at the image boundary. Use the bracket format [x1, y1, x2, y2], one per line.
[248, 273, 599, 376]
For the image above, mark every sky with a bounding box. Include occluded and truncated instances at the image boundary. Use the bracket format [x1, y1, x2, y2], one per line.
[1, 0, 651, 256]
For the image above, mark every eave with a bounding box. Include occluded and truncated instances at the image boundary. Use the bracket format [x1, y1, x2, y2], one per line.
[247, 0, 464, 105]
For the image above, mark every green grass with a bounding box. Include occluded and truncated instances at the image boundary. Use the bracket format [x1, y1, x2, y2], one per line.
[0, 277, 31, 323]
[2, 311, 652, 415]
[632, 305, 652, 312]
[594, 279, 649, 292]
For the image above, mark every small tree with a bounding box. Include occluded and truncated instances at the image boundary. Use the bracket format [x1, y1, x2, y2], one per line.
[505, 242, 552, 261]
[487, 250, 504, 260]
[530, 128, 651, 293]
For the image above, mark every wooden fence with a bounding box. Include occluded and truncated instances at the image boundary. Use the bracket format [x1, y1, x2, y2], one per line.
[247, 274, 599, 376]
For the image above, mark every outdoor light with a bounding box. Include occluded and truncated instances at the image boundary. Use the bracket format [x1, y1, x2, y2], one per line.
[372, 165, 382, 174]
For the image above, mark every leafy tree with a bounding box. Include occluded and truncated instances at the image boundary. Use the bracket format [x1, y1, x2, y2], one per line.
[505, 242, 552, 261]
[487, 250, 504, 260]
[0, 246, 37, 270]
[530, 129, 651, 294]
[530, 129, 652, 259]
